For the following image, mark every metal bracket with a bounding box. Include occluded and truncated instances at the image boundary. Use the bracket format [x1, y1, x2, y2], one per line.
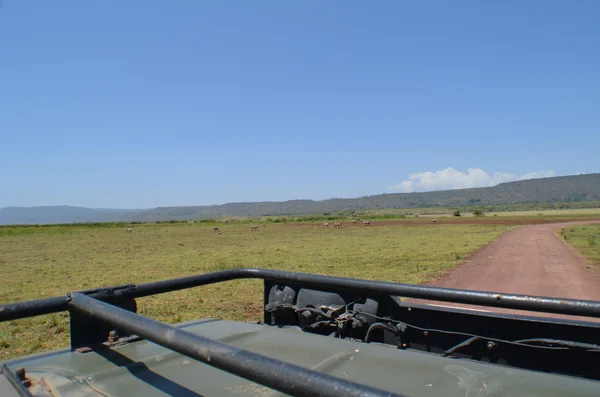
[69, 285, 137, 350]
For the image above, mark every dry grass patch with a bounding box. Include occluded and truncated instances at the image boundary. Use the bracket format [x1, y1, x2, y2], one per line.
[0, 222, 512, 359]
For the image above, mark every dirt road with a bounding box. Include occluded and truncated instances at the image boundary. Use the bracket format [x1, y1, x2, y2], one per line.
[411, 221, 600, 320]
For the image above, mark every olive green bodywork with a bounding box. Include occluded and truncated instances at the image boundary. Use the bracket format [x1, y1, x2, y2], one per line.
[2, 318, 599, 397]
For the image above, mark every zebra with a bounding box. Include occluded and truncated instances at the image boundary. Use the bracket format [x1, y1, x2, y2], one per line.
[429, 219, 437, 224]
[363, 220, 371, 226]
[125, 228, 133, 233]
[334, 222, 343, 229]
[212, 227, 220, 233]
[321, 223, 329, 228]
[250, 225, 260, 231]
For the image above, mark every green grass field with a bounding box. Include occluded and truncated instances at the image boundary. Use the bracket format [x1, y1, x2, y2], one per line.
[0, 221, 514, 360]
[560, 224, 600, 265]
[362, 207, 600, 219]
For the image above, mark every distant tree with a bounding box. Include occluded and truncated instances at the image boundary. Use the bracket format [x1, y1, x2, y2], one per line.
[473, 209, 484, 217]
[453, 210, 461, 217]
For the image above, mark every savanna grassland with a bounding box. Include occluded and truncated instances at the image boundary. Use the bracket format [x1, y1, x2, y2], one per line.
[2, 221, 514, 359]
[560, 224, 600, 265]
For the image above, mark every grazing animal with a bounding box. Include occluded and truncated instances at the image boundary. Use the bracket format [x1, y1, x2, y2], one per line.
[321, 223, 329, 228]
[250, 225, 260, 231]
[334, 222, 343, 229]
[363, 220, 371, 226]
[352, 220, 359, 224]
[125, 228, 133, 233]
[429, 219, 437, 224]
[212, 227, 220, 233]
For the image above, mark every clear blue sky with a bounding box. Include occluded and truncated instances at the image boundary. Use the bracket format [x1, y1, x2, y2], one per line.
[1, 1, 598, 209]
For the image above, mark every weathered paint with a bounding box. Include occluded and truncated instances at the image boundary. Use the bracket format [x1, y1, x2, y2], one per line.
[3, 319, 600, 397]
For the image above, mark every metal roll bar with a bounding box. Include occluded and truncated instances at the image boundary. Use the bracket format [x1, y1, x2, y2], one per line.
[2, 268, 600, 322]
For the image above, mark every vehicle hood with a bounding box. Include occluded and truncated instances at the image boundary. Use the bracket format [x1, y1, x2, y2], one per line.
[2, 318, 599, 397]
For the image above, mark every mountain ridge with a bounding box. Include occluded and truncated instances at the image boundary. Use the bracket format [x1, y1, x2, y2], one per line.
[2, 173, 599, 225]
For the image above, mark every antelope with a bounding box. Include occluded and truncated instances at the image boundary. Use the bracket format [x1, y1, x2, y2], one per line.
[352, 220, 359, 224]
[125, 228, 133, 233]
[250, 225, 260, 231]
[363, 220, 371, 226]
[429, 219, 437, 224]
[212, 227, 220, 233]
[334, 222, 343, 229]
[321, 223, 329, 228]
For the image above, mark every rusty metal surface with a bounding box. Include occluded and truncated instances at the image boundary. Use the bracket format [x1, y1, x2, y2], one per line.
[66, 292, 402, 397]
[3, 319, 600, 397]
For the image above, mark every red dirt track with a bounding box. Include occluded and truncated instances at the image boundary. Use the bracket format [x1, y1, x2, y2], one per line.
[410, 220, 600, 321]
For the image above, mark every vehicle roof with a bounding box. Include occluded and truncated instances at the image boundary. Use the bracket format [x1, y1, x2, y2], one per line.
[3, 318, 600, 397]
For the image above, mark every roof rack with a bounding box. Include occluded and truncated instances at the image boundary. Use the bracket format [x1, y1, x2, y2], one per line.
[3, 268, 600, 397]
[65, 292, 403, 397]
[2, 268, 600, 322]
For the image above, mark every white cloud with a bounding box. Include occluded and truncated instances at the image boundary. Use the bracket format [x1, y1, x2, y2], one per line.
[389, 168, 555, 193]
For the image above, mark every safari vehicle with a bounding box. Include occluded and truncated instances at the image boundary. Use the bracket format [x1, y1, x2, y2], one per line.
[1, 268, 600, 396]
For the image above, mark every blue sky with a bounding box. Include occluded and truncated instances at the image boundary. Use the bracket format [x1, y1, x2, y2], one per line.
[1, 1, 598, 209]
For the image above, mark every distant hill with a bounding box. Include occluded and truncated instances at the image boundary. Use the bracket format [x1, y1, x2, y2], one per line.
[1, 173, 599, 225]
[0, 206, 138, 225]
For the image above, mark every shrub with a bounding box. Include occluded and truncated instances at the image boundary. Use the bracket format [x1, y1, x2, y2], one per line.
[472, 210, 484, 217]
[453, 210, 461, 217]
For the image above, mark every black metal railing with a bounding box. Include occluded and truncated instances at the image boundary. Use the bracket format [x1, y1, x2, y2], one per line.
[66, 292, 403, 397]
[3, 268, 600, 397]
[3, 268, 600, 322]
